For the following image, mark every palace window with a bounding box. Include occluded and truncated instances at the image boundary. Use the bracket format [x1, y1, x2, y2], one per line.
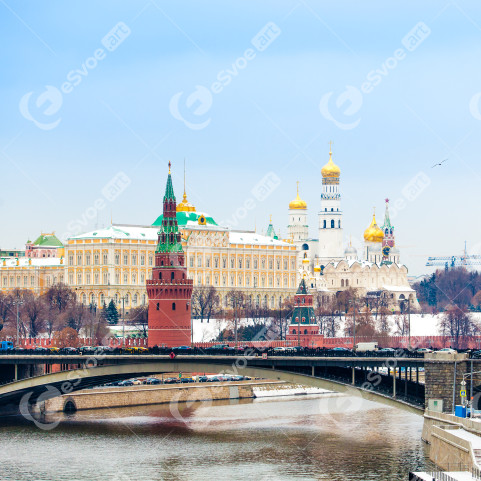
[86, 273, 91, 284]
[246, 259, 250, 269]
[69, 255, 73, 265]
[100, 293, 105, 305]
[206, 257, 211, 268]
[115, 254, 120, 265]
[230, 258, 234, 269]
[214, 257, 219, 268]
[86, 254, 91, 266]
[94, 254, 99, 265]
[276, 260, 280, 270]
[222, 258, 227, 268]
[238, 275, 242, 286]
[115, 273, 120, 284]
[103, 254, 108, 264]
[132, 255, 137, 266]
[190, 256, 194, 267]
[140, 255, 145, 266]
[30, 276, 35, 287]
[198, 257, 202, 267]
[103, 272, 108, 284]
[148, 256, 153, 266]
[269, 259, 273, 269]
[323, 220, 326, 229]
[132, 273, 137, 284]
[94, 273, 99, 284]
[133, 294, 138, 306]
[23, 276, 27, 287]
[230, 275, 235, 286]
[124, 254, 128, 265]
[69, 273, 73, 284]
[253, 276, 258, 287]
[77, 273, 82, 284]
[141, 273, 145, 283]
[254, 259, 258, 269]
[77, 255, 82, 266]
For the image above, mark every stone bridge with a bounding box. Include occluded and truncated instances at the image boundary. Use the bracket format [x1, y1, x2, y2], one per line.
[0, 352, 479, 414]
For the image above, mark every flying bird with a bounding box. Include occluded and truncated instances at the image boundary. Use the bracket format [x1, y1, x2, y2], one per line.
[432, 158, 448, 168]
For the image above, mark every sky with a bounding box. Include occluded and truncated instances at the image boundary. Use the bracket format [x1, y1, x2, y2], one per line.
[1, 1, 481, 276]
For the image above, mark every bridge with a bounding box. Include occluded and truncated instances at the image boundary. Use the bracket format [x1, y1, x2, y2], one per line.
[0, 353, 431, 413]
[1, 351, 479, 416]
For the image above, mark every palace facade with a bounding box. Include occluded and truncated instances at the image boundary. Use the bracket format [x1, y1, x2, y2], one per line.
[0, 146, 418, 311]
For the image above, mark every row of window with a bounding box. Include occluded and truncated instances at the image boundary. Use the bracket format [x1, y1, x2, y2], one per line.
[70, 271, 147, 286]
[68, 253, 154, 267]
[322, 220, 341, 228]
[189, 256, 295, 270]
[79, 292, 147, 307]
[2, 275, 64, 288]
[195, 274, 295, 288]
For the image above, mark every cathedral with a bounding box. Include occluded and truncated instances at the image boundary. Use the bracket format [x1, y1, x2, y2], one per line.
[285, 145, 418, 310]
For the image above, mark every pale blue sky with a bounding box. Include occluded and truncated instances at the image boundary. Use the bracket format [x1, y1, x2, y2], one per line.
[1, 1, 481, 275]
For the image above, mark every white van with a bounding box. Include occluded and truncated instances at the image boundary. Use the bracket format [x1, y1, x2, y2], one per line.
[355, 342, 378, 352]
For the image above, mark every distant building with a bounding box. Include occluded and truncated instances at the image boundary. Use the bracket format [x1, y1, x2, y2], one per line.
[25, 233, 64, 258]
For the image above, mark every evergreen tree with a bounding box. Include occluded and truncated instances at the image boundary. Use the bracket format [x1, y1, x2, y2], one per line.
[105, 300, 119, 325]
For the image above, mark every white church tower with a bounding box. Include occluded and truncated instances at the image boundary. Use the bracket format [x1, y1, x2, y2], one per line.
[318, 143, 344, 264]
[287, 182, 308, 243]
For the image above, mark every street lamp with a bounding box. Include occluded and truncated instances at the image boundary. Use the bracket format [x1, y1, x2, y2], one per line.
[12, 299, 23, 347]
[349, 298, 356, 350]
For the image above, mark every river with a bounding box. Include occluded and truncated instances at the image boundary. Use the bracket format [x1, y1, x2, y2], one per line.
[0, 394, 432, 481]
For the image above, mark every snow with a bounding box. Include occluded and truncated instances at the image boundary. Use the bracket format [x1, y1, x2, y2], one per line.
[253, 385, 338, 398]
[229, 231, 290, 247]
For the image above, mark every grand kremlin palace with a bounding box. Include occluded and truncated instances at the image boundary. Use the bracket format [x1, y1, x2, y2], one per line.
[0, 149, 418, 312]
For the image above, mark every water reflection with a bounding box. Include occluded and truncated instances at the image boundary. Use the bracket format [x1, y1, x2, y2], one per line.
[0, 395, 432, 481]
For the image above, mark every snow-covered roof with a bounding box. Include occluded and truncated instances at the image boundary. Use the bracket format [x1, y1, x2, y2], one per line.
[69, 225, 157, 241]
[229, 231, 291, 247]
[0, 257, 63, 267]
[382, 285, 416, 293]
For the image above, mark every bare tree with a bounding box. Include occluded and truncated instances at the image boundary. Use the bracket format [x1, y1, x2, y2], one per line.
[128, 305, 148, 338]
[393, 314, 409, 336]
[21, 291, 46, 338]
[191, 286, 220, 323]
[438, 305, 479, 348]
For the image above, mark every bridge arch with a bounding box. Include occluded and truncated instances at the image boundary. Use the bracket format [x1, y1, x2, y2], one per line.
[0, 360, 423, 415]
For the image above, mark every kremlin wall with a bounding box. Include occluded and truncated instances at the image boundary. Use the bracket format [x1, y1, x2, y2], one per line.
[0, 148, 418, 333]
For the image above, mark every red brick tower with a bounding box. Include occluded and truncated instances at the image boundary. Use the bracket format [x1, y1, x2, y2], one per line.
[147, 162, 193, 347]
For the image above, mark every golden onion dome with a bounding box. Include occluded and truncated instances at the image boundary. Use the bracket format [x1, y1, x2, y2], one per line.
[364, 212, 384, 243]
[321, 147, 341, 178]
[302, 257, 310, 264]
[176, 191, 196, 212]
[289, 182, 307, 210]
[314, 265, 321, 272]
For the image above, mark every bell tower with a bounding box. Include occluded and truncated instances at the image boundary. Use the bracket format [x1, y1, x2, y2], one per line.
[147, 162, 193, 347]
[318, 143, 343, 263]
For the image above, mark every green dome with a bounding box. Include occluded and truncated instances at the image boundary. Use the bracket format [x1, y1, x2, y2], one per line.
[152, 211, 217, 227]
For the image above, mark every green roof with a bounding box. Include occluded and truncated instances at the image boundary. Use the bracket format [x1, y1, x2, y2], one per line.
[152, 211, 217, 227]
[31, 233, 63, 247]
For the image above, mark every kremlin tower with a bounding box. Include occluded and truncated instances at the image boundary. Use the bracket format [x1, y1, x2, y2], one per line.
[146, 162, 193, 347]
[318, 143, 343, 264]
[287, 277, 320, 346]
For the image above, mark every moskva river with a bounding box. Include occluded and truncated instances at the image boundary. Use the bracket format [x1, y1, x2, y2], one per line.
[0, 394, 432, 480]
